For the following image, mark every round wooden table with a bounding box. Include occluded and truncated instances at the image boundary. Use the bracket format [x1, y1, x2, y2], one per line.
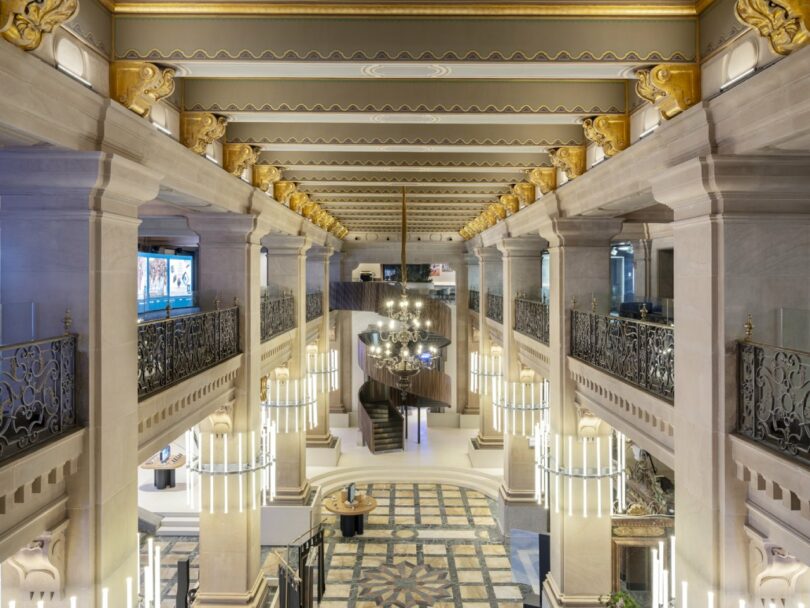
[323, 491, 378, 538]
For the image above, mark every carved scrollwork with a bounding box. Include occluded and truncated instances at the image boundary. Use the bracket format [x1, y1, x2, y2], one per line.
[253, 164, 282, 192]
[1, 0, 77, 51]
[549, 146, 586, 180]
[316, 212, 337, 231]
[735, 0, 809, 55]
[289, 191, 309, 214]
[635, 64, 701, 120]
[582, 115, 630, 157]
[527, 166, 557, 195]
[301, 200, 320, 219]
[515, 297, 549, 345]
[7, 520, 69, 600]
[180, 112, 228, 155]
[480, 208, 498, 228]
[273, 180, 297, 205]
[489, 202, 507, 220]
[512, 182, 536, 206]
[499, 194, 520, 215]
[109, 61, 175, 118]
[223, 143, 259, 176]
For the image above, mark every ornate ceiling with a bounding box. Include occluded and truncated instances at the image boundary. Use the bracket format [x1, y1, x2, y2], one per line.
[111, 0, 702, 237]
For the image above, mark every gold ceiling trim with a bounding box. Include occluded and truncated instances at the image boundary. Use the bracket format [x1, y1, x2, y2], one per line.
[110, 2, 699, 17]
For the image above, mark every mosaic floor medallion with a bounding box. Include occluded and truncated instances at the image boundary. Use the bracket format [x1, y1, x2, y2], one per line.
[357, 560, 453, 607]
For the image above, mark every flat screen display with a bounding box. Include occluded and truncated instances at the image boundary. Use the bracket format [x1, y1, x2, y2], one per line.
[347, 482, 356, 503]
[159, 445, 171, 463]
[138, 252, 195, 313]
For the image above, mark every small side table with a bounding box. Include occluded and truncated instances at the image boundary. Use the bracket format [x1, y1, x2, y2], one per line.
[323, 491, 378, 538]
[142, 452, 186, 490]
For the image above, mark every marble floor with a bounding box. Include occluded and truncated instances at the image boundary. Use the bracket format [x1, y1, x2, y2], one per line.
[318, 482, 531, 607]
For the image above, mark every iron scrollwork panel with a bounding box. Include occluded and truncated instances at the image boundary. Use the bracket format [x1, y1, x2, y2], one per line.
[138, 307, 240, 400]
[486, 293, 503, 324]
[306, 292, 323, 323]
[514, 298, 550, 345]
[469, 289, 480, 313]
[571, 310, 674, 402]
[261, 294, 296, 342]
[0, 334, 76, 463]
[738, 341, 810, 465]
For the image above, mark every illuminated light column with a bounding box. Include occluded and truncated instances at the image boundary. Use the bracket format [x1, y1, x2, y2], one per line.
[537, 215, 622, 608]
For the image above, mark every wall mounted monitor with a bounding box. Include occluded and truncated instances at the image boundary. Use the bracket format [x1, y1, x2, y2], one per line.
[138, 252, 194, 313]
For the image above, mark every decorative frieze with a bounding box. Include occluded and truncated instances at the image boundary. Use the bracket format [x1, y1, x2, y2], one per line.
[549, 146, 586, 180]
[735, 0, 808, 55]
[512, 182, 536, 206]
[1, 0, 77, 51]
[253, 164, 282, 192]
[273, 180, 297, 204]
[527, 166, 557, 195]
[109, 61, 175, 118]
[582, 114, 629, 157]
[223, 142, 259, 176]
[499, 193, 520, 214]
[180, 111, 227, 155]
[635, 63, 701, 120]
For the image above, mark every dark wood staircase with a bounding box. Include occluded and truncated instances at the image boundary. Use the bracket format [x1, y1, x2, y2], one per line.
[358, 379, 405, 453]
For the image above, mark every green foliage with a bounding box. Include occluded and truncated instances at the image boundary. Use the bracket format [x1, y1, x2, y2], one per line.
[600, 591, 642, 608]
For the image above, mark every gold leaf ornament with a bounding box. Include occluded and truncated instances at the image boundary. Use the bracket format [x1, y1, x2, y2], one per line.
[582, 115, 629, 157]
[1, 0, 78, 51]
[489, 202, 507, 220]
[253, 165, 282, 192]
[181, 112, 227, 155]
[223, 143, 259, 176]
[289, 191, 309, 213]
[735, 0, 809, 55]
[512, 182, 537, 206]
[109, 61, 175, 118]
[549, 146, 586, 180]
[527, 167, 557, 195]
[635, 64, 700, 120]
[273, 180, 297, 204]
[499, 194, 520, 214]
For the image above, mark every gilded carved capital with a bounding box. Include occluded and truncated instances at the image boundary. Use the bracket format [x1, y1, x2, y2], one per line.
[527, 167, 557, 194]
[223, 143, 259, 176]
[499, 194, 520, 215]
[635, 64, 701, 120]
[489, 202, 507, 220]
[302, 201, 321, 219]
[480, 208, 498, 228]
[253, 164, 282, 192]
[459, 226, 473, 240]
[735, 0, 809, 54]
[109, 61, 175, 118]
[1, 0, 77, 51]
[317, 213, 337, 231]
[512, 182, 536, 206]
[582, 115, 630, 157]
[180, 112, 227, 155]
[289, 191, 309, 214]
[273, 180, 297, 204]
[549, 146, 586, 180]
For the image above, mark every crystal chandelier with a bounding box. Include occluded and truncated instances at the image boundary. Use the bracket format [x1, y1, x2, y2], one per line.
[368, 188, 438, 398]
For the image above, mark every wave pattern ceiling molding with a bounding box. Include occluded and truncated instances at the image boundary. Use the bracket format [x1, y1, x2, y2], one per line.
[113, 16, 697, 63]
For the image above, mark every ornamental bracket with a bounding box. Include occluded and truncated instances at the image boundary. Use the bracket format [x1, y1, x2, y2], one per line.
[223, 143, 259, 177]
[549, 146, 586, 180]
[1, 0, 77, 51]
[582, 115, 630, 157]
[735, 0, 809, 55]
[635, 64, 701, 121]
[109, 61, 176, 118]
[180, 111, 228, 155]
[527, 167, 557, 195]
[253, 164, 282, 192]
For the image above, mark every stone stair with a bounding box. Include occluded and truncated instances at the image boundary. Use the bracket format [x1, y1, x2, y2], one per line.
[155, 511, 200, 537]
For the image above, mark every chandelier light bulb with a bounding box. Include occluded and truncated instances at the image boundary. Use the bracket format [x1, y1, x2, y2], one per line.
[425, 319, 432, 328]
[386, 300, 393, 308]
[416, 300, 422, 308]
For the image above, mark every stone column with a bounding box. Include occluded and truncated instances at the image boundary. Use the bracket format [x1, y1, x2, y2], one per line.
[465, 253, 481, 415]
[496, 236, 547, 534]
[538, 212, 623, 607]
[337, 255, 355, 415]
[453, 255, 470, 414]
[261, 235, 312, 504]
[473, 247, 504, 449]
[187, 210, 268, 607]
[306, 246, 336, 448]
[0, 149, 161, 607]
[650, 155, 810, 606]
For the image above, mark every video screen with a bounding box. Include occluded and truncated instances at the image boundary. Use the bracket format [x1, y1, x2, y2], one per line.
[138, 252, 195, 313]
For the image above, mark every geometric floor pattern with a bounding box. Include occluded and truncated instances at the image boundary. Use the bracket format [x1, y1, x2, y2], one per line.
[319, 483, 531, 607]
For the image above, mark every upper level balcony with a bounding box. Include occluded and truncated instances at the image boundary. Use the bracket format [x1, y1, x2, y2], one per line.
[514, 294, 550, 346]
[305, 291, 324, 323]
[469, 289, 480, 313]
[261, 290, 296, 343]
[486, 292, 503, 324]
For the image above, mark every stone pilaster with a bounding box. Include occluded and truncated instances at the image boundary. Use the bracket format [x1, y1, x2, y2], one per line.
[650, 155, 810, 607]
[306, 246, 336, 447]
[0, 149, 161, 607]
[186, 210, 268, 607]
[260, 235, 312, 504]
[538, 210, 623, 608]
[453, 256, 470, 414]
[465, 253, 481, 415]
[496, 236, 548, 534]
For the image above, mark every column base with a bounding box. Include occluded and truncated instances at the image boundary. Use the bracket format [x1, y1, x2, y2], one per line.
[329, 412, 351, 428]
[496, 487, 548, 536]
[542, 575, 605, 608]
[273, 480, 312, 505]
[306, 436, 342, 466]
[467, 437, 504, 468]
[306, 431, 335, 448]
[193, 569, 269, 608]
[329, 402, 346, 414]
[261, 486, 322, 545]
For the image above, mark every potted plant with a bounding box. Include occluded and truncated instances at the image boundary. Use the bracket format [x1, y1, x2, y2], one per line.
[600, 591, 642, 608]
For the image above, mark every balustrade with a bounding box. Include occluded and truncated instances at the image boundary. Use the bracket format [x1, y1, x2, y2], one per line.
[469, 289, 480, 313]
[0, 334, 77, 463]
[486, 292, 503, 324]
[514, 297, 550, 345]
[260, 293, 296, 342]
[738, 341, 810, 466]
[305, 291, 323, 323]
[571, 310, 674, 401]
[138, 307, 239, 399]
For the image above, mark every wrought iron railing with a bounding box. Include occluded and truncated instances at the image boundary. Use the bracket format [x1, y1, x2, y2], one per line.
[571, 310, 674, 402]
[486, 293, 503, 324]
[138, 307, 239, 399]
[0, 334, 77, 463]
[469, 289, 480, 313]
[260, 294, 296, 342]
[305, 291, 323, 323]
[738, 341, 810, 465]
[515, 298, 550, 345]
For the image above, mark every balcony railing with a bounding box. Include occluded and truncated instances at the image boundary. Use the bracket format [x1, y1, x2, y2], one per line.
[571, 310, 674, 402]
[0, 334, 77, 463]
[138, 307, 239, 399]
[469, 289, 480, 313]
[305, 291, 323, 323]
[515, 297, 550, 345]
[486, 293, 503, 324]
[738, 341, 810, 466]
[261, 293, 296, 342]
